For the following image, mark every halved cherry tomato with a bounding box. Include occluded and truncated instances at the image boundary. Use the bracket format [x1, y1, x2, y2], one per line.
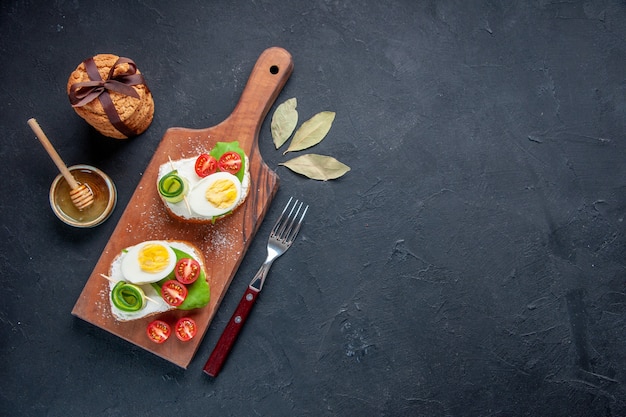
[174, 258, 201, 285]
[161, 280, 188, 307]
[217, 151, 242, 175]
[175, 317, 197, 342]
[146, 320, 171, 344]
[195, 153, 218, 178]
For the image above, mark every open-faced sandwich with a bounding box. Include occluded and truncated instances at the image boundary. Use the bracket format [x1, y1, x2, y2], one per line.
[156, 142, 250, 224]
[106, 240, 210, 322]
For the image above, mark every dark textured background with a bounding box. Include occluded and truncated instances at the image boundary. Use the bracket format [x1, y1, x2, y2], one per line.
[1, 1, 625, 416]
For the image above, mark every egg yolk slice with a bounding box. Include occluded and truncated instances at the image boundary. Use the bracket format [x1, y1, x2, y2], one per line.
[138, 243, 171, 273]
[205, 178, 238, 209]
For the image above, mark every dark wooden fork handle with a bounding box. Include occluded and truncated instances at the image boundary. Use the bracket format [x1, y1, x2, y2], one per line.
[203, 287, 259, 377]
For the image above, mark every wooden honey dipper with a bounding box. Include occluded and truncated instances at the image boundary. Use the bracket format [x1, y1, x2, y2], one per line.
[28, 118, 94, 210]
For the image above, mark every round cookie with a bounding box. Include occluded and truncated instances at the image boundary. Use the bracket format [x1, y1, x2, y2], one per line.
[67, 54, 154, 139]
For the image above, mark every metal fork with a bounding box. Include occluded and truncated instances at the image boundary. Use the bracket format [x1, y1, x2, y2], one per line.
[203, 197, 308, 377]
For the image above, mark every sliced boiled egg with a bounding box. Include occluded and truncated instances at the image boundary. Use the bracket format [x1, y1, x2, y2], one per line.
[121, 241, 177, 284]
[188, 171, 242, 218]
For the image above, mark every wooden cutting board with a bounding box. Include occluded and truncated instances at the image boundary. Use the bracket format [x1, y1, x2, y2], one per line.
[72, 47, 293, 368]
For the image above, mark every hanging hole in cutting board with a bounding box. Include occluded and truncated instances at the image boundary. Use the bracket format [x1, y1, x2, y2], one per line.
[270, 65, 279, 74]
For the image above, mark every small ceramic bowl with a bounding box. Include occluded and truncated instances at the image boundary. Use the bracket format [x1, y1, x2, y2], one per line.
[49, 164, 117, 228]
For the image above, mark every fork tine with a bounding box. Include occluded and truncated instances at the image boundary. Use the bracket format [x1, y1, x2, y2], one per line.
[278, 200, 298, 238]
[279, 200, 301, 239]
[285, 203, 308, 243]
[271, 197, 308, 244]
[271, 196, 293, 237]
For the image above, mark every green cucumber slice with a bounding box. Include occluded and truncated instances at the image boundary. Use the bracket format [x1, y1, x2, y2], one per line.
[111, 281, 146, 312]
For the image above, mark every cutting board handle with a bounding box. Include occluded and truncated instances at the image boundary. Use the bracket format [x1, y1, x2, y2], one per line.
[226, 47, 293, 153]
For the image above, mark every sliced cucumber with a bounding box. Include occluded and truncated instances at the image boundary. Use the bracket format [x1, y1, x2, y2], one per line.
[111, 281, 146, 312]
[158, 170, 188, 203]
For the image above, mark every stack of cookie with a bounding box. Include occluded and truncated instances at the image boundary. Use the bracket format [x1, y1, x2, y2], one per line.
[67, 54, 154, 139]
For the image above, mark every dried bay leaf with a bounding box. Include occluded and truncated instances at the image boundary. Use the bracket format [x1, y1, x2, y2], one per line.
[271, 98, 298, 149]
[280, 154, 350, 181]
[284, 111, 336, 155]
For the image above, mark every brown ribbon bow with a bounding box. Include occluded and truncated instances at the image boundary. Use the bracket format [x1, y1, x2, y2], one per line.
[69, 57, 147, 138]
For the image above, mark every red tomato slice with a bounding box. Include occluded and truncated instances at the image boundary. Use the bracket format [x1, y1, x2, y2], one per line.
[195, 154, 217, 178]
[161, 280, 188, 307]
[175, 258, 200, 285]
[146, 320, 171, 344]
[217, 151, 242, 175]
[175, 317, 197, 342]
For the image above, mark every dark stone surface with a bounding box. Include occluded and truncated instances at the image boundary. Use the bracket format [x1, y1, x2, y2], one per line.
[1, 1, 625, 416]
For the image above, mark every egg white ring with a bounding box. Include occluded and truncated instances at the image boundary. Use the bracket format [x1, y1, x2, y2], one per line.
[120, 240, 177, 285]
[188, 172, 242, 217]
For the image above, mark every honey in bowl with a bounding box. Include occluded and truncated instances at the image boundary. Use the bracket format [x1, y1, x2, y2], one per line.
[49, 165, 116, 227]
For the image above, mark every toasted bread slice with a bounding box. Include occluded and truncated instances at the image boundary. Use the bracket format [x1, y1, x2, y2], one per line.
[108, 240, 208, 322]
[157, 155, 250, 224]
